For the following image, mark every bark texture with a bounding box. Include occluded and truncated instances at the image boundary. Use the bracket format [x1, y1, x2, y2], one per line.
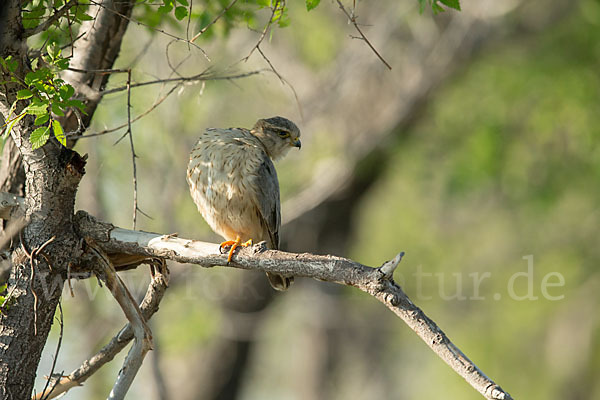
[0, 1, 135, 398]
[71, 212, 513, 400]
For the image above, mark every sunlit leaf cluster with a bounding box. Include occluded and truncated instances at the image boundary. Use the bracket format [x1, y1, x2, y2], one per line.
[1, 45, 84, 148]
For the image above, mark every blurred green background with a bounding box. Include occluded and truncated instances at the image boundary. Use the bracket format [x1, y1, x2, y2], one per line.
[33, 0, 600, 399]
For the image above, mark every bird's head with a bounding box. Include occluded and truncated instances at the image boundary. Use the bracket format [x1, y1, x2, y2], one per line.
[251, 116, 301, 160]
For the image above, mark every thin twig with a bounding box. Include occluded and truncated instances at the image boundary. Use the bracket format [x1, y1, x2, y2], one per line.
[186, 0, 192, 48]
[87, 0, 210, 61]
[190, 0, 239, 42]
[125, 70, 138, 230]
[242, 1, 279, 62]
[34, 262, 169, 400]
[30, 262, 38, 335]
[88, 240, 153, 400]
[70, 83, 181, 139]
[39, 301, 64, 400]
[22, 235, 56, 336]
[165, 40, 187, 79]
[19, 233, 38, 336]
[67, 263, 74, 297]
[68, 69, 263, 140]
[335, 0, 392, 70]
[100, 69, 262, 96]
[24, 0, 79, 37]
[256, 46, 304, 121]
[34, 236, 57, 258]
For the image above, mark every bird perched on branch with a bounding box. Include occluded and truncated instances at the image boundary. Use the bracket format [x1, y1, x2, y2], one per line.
[186, 116, 301, 291]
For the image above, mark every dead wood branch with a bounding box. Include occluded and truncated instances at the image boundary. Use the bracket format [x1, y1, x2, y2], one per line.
[34, 264, 169, 400]
[89, 241, 153, 400]
[71, 210, 512, 400]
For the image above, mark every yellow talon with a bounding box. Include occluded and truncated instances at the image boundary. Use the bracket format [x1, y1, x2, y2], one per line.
[220, 237, 253, 262]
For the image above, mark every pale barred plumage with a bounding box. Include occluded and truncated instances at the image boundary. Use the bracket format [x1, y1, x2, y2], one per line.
[187, 117, 301, 291]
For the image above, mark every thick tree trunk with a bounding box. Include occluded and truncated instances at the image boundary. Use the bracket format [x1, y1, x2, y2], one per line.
[0, 1, 135, 398]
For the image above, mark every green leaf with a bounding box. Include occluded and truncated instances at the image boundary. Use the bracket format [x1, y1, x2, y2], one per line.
[306, 0, 320, 11]
[174, 6, 188, 20]
[54, 58, 69, 70]
[59, 84, 75, 101]
[158, 0, 174, 13]
[30, 125, 50, 150]
[66, 99, 86, 113]
[3, 113, 26, 138]
[22, 5, 46, 29]
[176, 0, 188, 5]
[25, 102, 48, 116]
[24, 69, 48, 86]
[51, 102, 65, 116]
[432, 2, 444, 13]
[74, 7, 94, 21]
[16, 89, 33, 100]
[47, 43, 60, 59]
[439, 0, 460, 10]
[1, 56, 18, 73]
[34, 114, 50, 126]
[257, 0, 270, 7]
[52, 120, 66, 146]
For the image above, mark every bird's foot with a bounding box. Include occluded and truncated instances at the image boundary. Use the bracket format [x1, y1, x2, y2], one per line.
[220, 237, 253, 262]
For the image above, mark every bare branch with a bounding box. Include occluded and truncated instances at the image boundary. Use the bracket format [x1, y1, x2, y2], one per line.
[32, 267, 169, 400]
[379, 251, 404, 279]
[87, 0, 209, 60]
[23, 0, 79, 38]
[70, 83, 181, 139]
[86, 239, 152, 400]
[241, 1, 279, 62]
[335, 0, 392, 70]
[124, 70, 139, 230]
[99, 69, 263, 96]
[256, 46, 303, 120]
[71, 210, 513, 400]
[190, 0, 238, 43]
[38, 301, 64, 400]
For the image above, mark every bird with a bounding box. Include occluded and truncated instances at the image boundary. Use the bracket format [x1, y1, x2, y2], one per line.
[186, 116, 301, 291]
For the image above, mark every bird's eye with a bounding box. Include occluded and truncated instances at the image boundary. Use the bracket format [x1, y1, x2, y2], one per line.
[277, 130, 290, 138]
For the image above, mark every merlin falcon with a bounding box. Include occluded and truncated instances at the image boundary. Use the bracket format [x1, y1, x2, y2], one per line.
[186, 116, 301, 291]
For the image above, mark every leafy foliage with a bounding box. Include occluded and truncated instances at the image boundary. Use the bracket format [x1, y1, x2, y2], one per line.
[418, 0, 461, 14]
[1, 44, 84, 147]
[306, 0, 321, 12]
[22, 0, 94, 31]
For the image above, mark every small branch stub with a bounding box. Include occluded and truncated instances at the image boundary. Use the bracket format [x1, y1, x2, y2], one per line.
[1, 203, 513, 400]
[379, 251, 404, 279]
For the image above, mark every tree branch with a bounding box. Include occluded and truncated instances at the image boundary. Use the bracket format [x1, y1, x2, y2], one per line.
[33, 264, 169, 400]
[23, 0, 79, 38]
[335, 0, 392, 70]
[89, 240, 153, 400]
[71, 210, 512, 400]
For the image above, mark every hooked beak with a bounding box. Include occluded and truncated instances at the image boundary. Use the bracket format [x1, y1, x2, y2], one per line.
[292, 138, 301, 149]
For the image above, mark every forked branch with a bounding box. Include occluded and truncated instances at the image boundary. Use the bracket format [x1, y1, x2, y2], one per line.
[88, 241, 153, 400]
[72, 210, 512, 400]
[34, 262, 169, 400]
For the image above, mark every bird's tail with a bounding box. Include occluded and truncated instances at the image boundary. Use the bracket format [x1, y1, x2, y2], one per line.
[266, 272, 293, 291]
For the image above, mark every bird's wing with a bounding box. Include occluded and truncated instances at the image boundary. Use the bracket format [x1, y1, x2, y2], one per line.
[252, 154, 281, 250]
